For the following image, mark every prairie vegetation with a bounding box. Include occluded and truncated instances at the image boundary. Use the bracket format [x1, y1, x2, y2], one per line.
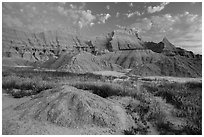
[70, 80, 202, 134]
[142, 81, 202, 134]
[2, 66, 202, 135]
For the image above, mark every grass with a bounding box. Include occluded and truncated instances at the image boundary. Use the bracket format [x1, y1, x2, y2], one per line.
[2, 66, 202, 135]
[70, 81, 138, 98]
[71, 81, 170, 135]
[2, 75, 56, 98]
[2, 66, 107, 82]
[71, 80, 202, 135]
[142, 81, 202, 135]
[2, 67, 111, 98]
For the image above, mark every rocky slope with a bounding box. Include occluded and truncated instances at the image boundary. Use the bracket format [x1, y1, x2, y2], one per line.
[2, 27, 92, 66]
[102, 50, 201, 77]
[39, 51, 123, 73]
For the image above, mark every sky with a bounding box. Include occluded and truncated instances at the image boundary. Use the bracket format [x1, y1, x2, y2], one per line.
[2, 2, 202, 54]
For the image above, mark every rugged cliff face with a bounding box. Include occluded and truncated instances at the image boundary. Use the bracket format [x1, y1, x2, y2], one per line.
[2, 27, 92, 66]
[92, 28, 145, 52]
[144, 37, 201, 59]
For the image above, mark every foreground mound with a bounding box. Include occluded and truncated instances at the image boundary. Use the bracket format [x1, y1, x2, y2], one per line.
[15, 85, 132, 130]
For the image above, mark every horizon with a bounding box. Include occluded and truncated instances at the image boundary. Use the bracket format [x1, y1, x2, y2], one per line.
[2, 2, 202, 54]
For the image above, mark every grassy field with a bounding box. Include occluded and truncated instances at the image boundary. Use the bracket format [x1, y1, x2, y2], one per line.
[2, 66, 202, 135]
[142, 81, 202, 134]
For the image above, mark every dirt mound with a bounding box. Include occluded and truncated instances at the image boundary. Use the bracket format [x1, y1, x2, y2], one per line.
[14, 85, 133, 130]
[40, 51, 123, 73]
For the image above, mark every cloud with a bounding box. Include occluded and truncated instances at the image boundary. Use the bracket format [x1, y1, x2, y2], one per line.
[116, 25, 126, 29]
[79, 2, 86, 9]
[97, 13, 111, 24]
[69, 2, 86, 10]
[130, 12, 200, 34]
[90, 22, 95, 26]
[116, 12, 120, 18]
[70, 4, 77, 9]
[150, 14, 176, 33]
[78, 10, 96, 28]
[3, 14, 23, 28]
[57, 6, 68, 16]
[3, 2, 114, 32]
[2, 2, 96, 33]
[129, 3, 133, 7]
[106, 5, 110, 10]
[55, 5, 96, 28]
[147, 2, 169, 13]
[125, 11, 142, 18]
[56, 5, 111, 27]
[130, 18, 152, 32]
[128, 12, 201, 54]
[171, 32, 202, 54]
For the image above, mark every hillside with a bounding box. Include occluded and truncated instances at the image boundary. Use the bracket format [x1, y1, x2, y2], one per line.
[2, 27, 202, 77]
[39, 51, 123, 73]
[101, 50, 201, 77]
